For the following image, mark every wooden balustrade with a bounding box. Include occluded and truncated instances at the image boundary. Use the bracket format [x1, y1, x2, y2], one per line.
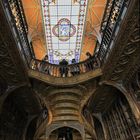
[95, 0, 129, 65]
[3, 0, 34, 65]
[30, 56, 100, 78]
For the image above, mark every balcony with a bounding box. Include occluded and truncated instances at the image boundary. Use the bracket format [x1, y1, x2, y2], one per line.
[28, 58, 102, 86]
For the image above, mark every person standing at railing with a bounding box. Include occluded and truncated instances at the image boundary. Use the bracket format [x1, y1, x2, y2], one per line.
[85, 52, 100, 70]
[71, 58, 80, 76]
[59, 59, 68, 77]
[39, 55, 50, 75]
[85, 52, 94, 71]
[93, 52, 100, 68]
[30, 59, 38, 70]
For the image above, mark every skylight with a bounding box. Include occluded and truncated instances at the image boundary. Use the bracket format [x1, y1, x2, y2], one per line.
[41, 0, 88, 64]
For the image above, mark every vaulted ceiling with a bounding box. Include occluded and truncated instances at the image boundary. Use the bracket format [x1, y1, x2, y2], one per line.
[22, 0, 106, 63]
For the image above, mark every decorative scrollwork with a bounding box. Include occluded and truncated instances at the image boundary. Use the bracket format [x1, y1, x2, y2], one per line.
[124, 44, 137, 55]
[0, 38, 24, 85]
[102, 1, 140, 84]
[118, 55, 129, 65]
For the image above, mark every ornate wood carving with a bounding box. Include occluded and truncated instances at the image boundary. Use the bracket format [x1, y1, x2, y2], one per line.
[102, 0, 140, 85]
[0, 1, 30, 91]
[127, 68, 140, 103]
[0, 40, 22, 85]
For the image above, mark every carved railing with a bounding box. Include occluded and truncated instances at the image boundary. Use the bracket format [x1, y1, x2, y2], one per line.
[2, 0, 34, 65]
[30, 56, 100, 77]
[95, 0, 129, 65]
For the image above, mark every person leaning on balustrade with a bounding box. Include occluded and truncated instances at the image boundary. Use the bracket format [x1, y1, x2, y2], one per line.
[93, 52, 100, 68]
[59, 59, 69, 77]
[30, 59, 38, 70]
[85, 52, 94, 71]
[71, 58, 80, 76]
[39, 55, 50, 75]
[85, 52, 100, 71]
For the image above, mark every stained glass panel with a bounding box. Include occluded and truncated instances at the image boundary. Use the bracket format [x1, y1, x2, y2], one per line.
[41, 0, 88, 64]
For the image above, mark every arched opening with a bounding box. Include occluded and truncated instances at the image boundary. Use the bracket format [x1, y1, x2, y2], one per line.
[102, 90, 140, 140]
[0, 86, 42, 140]
[48, 127, 82, 140]
[87, 84, 140, 139]
[0, 89, 28, 140]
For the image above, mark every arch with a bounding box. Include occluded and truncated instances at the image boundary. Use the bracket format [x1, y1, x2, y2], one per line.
[44, 121, 85, 140]
[0, 89, 28, 140]
[101, 81, 140, 124]
[49, 127, 82, 140]
[88, 83, 140, 139]
[2, 85, 42, 115]
[101, 91, 140, 139]
[0, 85, 43, 140]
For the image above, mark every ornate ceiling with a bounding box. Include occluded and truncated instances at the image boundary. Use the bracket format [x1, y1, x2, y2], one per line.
[22, 0, 106, 63]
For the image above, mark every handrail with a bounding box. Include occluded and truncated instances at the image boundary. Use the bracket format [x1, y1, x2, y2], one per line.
[29, 56, 100, 78]
[100, 0, 113, 33]
[3, 0, 34, 65]
[95, 0, 129, 66]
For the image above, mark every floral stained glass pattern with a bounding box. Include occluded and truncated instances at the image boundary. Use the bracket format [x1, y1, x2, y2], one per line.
[41, 0, 88, 64]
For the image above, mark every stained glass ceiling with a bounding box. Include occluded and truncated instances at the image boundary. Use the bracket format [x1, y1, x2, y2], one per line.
[41, 0, 88, 64]
[22, 0, 106, 63]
